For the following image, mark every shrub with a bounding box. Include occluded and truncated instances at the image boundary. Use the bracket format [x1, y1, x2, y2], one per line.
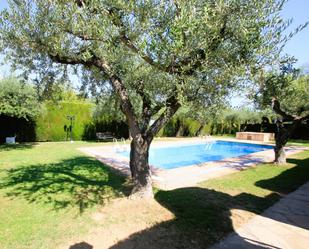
[162, 118, 178, 137]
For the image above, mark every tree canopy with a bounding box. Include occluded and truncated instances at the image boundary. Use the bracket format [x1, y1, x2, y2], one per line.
[0, 77, 41, 119]
[0, 1, 292, 125]
[0, 0, 297, 197]
[254, 64, 309, 120]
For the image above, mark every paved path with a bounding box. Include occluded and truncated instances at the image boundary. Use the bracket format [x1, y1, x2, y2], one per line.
[211, 182, 309, 249]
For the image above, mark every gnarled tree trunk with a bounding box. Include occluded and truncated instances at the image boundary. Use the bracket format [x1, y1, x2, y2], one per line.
[273, 118, 300, 164]
[271, 98, 303, 165]
[274, 120, 289, 164]
[274, 145, 286, 164]
[129, 135, 153, 199]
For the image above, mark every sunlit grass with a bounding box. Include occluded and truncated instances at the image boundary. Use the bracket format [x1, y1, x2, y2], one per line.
[0, 142, 127, 249]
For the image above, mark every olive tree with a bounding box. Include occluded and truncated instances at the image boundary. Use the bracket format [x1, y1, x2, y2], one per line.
[0, 0, 292, 198]
[254, 64, 309, 164]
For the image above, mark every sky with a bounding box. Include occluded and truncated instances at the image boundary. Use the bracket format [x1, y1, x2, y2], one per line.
[281, 0, 309, 67]
[0, 0, 308, 95]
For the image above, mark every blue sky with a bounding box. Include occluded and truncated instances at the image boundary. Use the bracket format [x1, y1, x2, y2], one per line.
[0, 0, 309, 75]
[281, 0, 309, 67]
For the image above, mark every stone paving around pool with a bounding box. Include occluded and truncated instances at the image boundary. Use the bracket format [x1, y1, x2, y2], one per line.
[78, 138, 307, 190]
[211, 181, 309, 249]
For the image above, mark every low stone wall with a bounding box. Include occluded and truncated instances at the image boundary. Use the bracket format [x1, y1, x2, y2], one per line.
[236, 132, 275, 142]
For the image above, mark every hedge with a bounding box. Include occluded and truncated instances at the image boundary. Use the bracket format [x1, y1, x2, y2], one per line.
[36, 101, 94, 141]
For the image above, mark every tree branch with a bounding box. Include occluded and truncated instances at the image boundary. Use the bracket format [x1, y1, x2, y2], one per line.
[271, 97, 298, 121]
[64, 29, 109, 42]
[49, 53, 92, 66]
[107, 8, 167, 72]
[135, 80, 152, 131]
[91, 60, 141, 136]
[46, 42, 141, 136]
[146, 94, 181, 139]
[73, 1, 227, 77]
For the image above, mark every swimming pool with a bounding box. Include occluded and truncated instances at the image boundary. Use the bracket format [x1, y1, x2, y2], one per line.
[117, 141, 273, 169]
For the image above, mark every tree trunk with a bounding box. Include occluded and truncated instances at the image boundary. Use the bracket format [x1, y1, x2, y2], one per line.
[274, 145, 286, 164]
[274, 120, 289, 164]
[271, 98, 302, 165]
[129, 135, 153, 199]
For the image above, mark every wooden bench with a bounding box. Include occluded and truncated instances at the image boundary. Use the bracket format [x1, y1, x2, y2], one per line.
[96, 132, 114, 141]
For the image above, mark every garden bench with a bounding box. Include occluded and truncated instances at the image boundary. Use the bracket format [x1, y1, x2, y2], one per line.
[96, 132, 114, 141]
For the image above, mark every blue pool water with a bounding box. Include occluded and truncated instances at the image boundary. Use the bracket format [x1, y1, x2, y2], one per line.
[118, 141, 273, 169]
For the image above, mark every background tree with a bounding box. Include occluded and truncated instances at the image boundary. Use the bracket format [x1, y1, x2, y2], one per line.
[183, 100, 226, 136]
[0, 77, 41, 120]
[7, 52, 76, 102]
[0, 77, 40, 142]
[0, 0, 295, 198]
[253, 63, 309, 164]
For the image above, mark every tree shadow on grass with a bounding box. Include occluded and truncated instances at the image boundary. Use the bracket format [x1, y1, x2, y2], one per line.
[0, 143, 37, 151]
[256, 156, 309, 194]
[0, 156, 130, 213]
[106, 187, 279, 249]
[69, 242, 93, 249]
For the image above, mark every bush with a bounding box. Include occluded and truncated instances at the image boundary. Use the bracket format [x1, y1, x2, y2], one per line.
[162, 118, 178, 137]
[183, 119, 201, 136]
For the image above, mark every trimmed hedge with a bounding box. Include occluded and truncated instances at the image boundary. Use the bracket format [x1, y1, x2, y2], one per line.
[35, 101, 129, 141]
[36, 101, 94, 141]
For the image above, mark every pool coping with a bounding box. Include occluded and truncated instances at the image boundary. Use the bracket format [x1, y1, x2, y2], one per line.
[78, 138, 307, 190]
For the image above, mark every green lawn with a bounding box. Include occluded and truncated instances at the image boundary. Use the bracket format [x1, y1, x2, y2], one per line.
[287, 139, 309, 147]
[0, 142, 127, 249]
[0, 141, 308, 249]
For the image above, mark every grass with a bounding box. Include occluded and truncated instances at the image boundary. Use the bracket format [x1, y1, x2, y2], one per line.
[200, 151, 309, 195]
[287, 139, 309, 147]
[0, 142, 128, 249]
[0, 141, 308, 249]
